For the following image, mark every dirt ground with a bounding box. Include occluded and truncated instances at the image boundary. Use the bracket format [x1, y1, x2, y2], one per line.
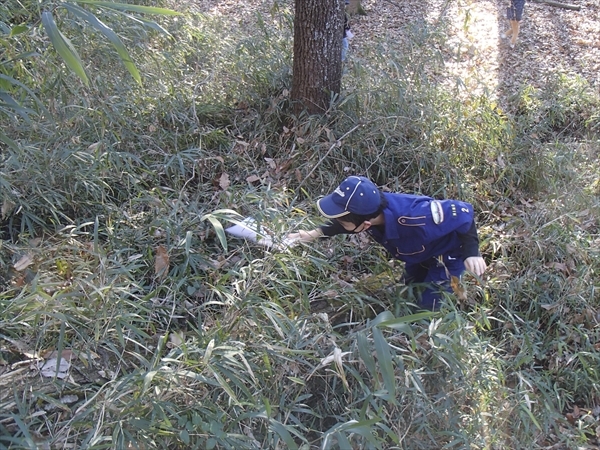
[351, 0, 599, 104]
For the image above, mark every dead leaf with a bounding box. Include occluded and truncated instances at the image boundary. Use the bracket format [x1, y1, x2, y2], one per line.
[13, 254, 34, 271]
[87, 142, 101, 153]
[277, 159, 293, 174]
[451, 276, 468, 301]
[231, 141, 248, 154]
[497, 155, 505, 168]
[540, 303, 559, 310]
[544, 262, 569, 274]
[264, 157, 277, 169]
[168, 331, 185, 348]
[38, 357, 71, 379]
[1, 198, 15, 220]
[246, 174, 261, 183]
[29, 238, 42, 247]
[43, 394, 79, 411]
[42, 349, 74, 360]
[219, 172, 230, 190]
[155, 245, 169, 279]
[14, 273, 27, 287]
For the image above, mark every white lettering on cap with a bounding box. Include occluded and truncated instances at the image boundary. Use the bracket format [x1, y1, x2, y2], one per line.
[345, 180, 362, 210]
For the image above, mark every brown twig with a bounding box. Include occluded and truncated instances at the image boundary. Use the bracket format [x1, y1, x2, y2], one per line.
[530, 0, 581, 11]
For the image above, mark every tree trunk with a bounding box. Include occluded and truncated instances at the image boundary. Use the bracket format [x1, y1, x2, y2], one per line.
[291, 0, 344, 115]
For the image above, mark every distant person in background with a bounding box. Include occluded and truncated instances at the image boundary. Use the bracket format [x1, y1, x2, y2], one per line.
[502, 0, 525, 48]
[342, 0, 353, 61]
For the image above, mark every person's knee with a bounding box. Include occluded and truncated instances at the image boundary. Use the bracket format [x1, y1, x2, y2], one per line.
[419, 286, 443, 311]
[418, 294, 440, 311]
[419, 284, 448, 311]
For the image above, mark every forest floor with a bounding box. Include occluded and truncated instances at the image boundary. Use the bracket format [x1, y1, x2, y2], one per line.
[196, 0, 599, 110]
[351, 0, 599, 108]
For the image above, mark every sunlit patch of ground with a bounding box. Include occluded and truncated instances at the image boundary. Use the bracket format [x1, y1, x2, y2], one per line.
[439, 0, 503, 98]
[351, 0, 599, 105]
[189, 0, 599, 103]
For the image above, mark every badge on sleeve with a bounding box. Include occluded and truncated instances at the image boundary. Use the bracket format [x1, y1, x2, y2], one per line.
[431, 200, 444, 224]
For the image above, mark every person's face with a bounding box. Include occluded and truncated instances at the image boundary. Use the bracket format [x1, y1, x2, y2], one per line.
[339, 220, 369, 233]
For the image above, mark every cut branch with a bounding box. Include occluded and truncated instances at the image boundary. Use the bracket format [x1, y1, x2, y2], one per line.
[530, 0, 581, 11]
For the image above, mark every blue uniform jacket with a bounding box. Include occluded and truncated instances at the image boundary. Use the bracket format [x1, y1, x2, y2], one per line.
[322, 193, 479, 266]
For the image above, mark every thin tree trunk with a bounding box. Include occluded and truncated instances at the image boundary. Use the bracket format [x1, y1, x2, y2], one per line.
[291, 0, 344, 115]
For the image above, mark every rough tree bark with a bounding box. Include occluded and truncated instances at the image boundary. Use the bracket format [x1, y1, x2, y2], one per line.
[291, 0, 344, 115]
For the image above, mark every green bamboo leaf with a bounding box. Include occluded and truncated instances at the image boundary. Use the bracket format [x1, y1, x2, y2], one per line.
[373, 327, 396, 400]
[73, 0, 182, 16]
[379, 311, 438, 328]
[521, 401, 543, 431]
[0, 74, 49, 115]
[0, 92, 33, 120]
[10, 24, 29, 36]
[143, 370, 158, 392]
[269, 419, 299, 450]
[205, 216, 227, 251]
[332, 432, 351, 450]
[357, 331, 377, 379]
[208, 364, 240, 405]
[121, 14, 170, 35]
[200, 209, 247, 251]
[62, 4, 141, 84]
[179, 429, 190, 445]
[367, 310, 395, 328]
[55, 320, 67, 377]
[323, 419, 382, 449]
[6, 51, 40, 63]
[201, 208, 244, 218]
[0, 130, 20, 151]
[342, 418, 382, 434]
[41, 11, 89, 85]
[342, 418, 381, 430]
[215, 365, 253, 400]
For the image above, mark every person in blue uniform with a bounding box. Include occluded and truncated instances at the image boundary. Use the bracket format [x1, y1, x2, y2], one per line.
[341, 0, 352, 62]
[288, 176, 487, 310]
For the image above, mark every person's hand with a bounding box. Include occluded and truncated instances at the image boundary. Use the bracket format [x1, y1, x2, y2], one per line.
[464, 256, 487, 277]
[287, 229, 323, 243]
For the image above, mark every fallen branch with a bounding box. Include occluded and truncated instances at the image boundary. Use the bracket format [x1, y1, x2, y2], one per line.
[530, 0, 581, 11]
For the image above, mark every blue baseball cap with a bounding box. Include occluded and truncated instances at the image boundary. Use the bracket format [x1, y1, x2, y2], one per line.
[317, 176, 381, 219]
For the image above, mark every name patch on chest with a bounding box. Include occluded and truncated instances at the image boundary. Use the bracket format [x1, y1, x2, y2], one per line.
[431, 200, 444, 224]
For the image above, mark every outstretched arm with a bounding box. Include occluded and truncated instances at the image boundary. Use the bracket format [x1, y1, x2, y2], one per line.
[287, 228, 324, 243]
[287, 219, 353, 244]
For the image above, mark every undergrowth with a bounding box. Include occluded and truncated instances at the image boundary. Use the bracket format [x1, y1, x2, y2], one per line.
[1, 0, 599, 449]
